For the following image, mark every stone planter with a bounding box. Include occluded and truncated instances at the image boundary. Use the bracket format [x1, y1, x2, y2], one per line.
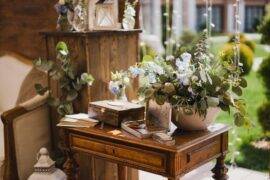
[171, 107, 220, 131]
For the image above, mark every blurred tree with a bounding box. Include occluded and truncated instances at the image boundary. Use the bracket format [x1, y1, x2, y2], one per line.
[258, 5, 270, 44]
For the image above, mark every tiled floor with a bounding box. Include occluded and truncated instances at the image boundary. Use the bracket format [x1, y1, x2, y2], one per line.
[139, 162, 269, 180]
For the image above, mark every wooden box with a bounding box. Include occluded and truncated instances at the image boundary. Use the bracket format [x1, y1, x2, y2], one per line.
[89, 100, 145, 127]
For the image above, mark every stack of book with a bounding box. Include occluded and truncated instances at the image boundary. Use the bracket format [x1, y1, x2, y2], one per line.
[121, 120, 166, 139]
[57, 113, 99, 128]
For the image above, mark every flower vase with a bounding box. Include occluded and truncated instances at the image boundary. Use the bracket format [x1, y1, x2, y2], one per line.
[171, 107, 220, 131]
[146, 100, 171, 131]
[72, 0, 88, 32]
[57, 14, 72, 31]
[115, 87, 128, 102]
[122, 17, 135, 30]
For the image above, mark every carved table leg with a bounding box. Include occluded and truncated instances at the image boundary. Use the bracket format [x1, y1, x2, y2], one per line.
[63, 150, 79, 180]
[212, 155, 228, 180]
[118, 164, 128, 180]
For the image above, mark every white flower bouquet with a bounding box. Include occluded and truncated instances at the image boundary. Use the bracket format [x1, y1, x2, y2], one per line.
[130, 32, 249, 128]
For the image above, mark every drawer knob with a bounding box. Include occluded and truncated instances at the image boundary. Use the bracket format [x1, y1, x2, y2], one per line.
[101, 108, 106, 113]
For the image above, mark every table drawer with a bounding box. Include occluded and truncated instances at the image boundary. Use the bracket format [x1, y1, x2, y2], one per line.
[70, 134, 167, 171]
[181, 137, 221, 169]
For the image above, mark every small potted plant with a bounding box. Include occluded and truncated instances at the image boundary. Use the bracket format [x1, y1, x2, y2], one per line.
[130, 32, 249, 130]
[108, 70, 131, 103]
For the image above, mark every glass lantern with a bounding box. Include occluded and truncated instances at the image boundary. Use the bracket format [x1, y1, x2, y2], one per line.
[94, 0, 118, 29]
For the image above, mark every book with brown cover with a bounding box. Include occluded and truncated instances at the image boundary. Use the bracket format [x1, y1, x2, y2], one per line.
[121, 120, 166, 139]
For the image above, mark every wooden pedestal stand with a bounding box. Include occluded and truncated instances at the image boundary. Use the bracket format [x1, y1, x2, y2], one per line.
[42, 29, 141, 180]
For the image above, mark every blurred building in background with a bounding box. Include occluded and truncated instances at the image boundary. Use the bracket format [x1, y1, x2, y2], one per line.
[140, 0, 269, 45]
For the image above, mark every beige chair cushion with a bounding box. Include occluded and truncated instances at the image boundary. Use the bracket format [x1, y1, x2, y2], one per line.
[13, 105, 51, 180]
[0, 156, 3, 180]
[0, 112, 3, 180]
[0, 54, 32, 112]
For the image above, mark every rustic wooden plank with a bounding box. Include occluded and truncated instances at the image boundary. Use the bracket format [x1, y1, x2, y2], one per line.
[0, 0, 56, 59]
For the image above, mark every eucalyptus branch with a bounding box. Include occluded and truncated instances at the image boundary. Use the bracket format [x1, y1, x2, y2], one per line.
[33, 41, 94, 116]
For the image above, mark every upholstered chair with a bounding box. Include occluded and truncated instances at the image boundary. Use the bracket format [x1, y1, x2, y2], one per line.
[0, 52, 137, 180]
[0, 52, 49, 180]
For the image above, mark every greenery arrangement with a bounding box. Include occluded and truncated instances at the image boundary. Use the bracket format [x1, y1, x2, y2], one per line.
[130, 32, 249, 127]
[167, 30, 200, 58]
[34, 41, 94, 116]
[220, 43, 254, 75]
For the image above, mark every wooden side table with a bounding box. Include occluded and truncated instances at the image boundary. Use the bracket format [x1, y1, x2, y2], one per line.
[61, 123, 229, 180]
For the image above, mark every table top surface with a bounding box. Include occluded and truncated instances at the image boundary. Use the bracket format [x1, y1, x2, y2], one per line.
[65, 123, 230, 153]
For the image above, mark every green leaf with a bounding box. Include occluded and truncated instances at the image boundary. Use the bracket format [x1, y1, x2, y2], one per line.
[67, 70, 75, 79]
[143, 87, 154, 99]
[158, 74, 167, 83]
[47, 97, 60, 107]
[142, 55, 153, 62]
[57, 103, 73, 116]
[59, 78, 69, 88]
[200, 90, 207, 98]
[221, 83, 230, 92]
[51, 71, 64, 80]
[155, 94, 166, 105]
[199, 99, 207, 110]
[220, 103, 230, 113]
[170, 95, 180, 106]
[80, 73, 95, 86]
[73, 80, 82, 91]
[239, 78, 247, 88]
[235, 100, 247, 114]
[211, 75, 222, 86]
[234, 113, 245, 127]
[207, 96, 219, 107]
[232, 86, 243, 96]
[183, 107, 193, 115]
[56, 41, 69, 55]
[162, 83, 175, 94]
[222, 92, 234, 106]
[66, 90, 78, 101]
[33, 58, 42, 66]
[34, 84, 48, 95]
[33, 58, 54, 72]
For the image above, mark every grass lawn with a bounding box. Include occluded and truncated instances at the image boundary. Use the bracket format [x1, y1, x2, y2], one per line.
[211, 39, 270, 172]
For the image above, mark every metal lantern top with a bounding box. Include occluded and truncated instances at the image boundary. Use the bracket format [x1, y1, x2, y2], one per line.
[34, 148, 55, 172]
[28, 148, 67, 180]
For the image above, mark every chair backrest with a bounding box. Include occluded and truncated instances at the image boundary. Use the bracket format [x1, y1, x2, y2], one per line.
[13, 104, 51, 180]
[0, 53, 32, 112]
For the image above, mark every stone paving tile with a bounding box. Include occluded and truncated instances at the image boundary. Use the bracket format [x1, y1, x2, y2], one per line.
[139, 162, 269, 180]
